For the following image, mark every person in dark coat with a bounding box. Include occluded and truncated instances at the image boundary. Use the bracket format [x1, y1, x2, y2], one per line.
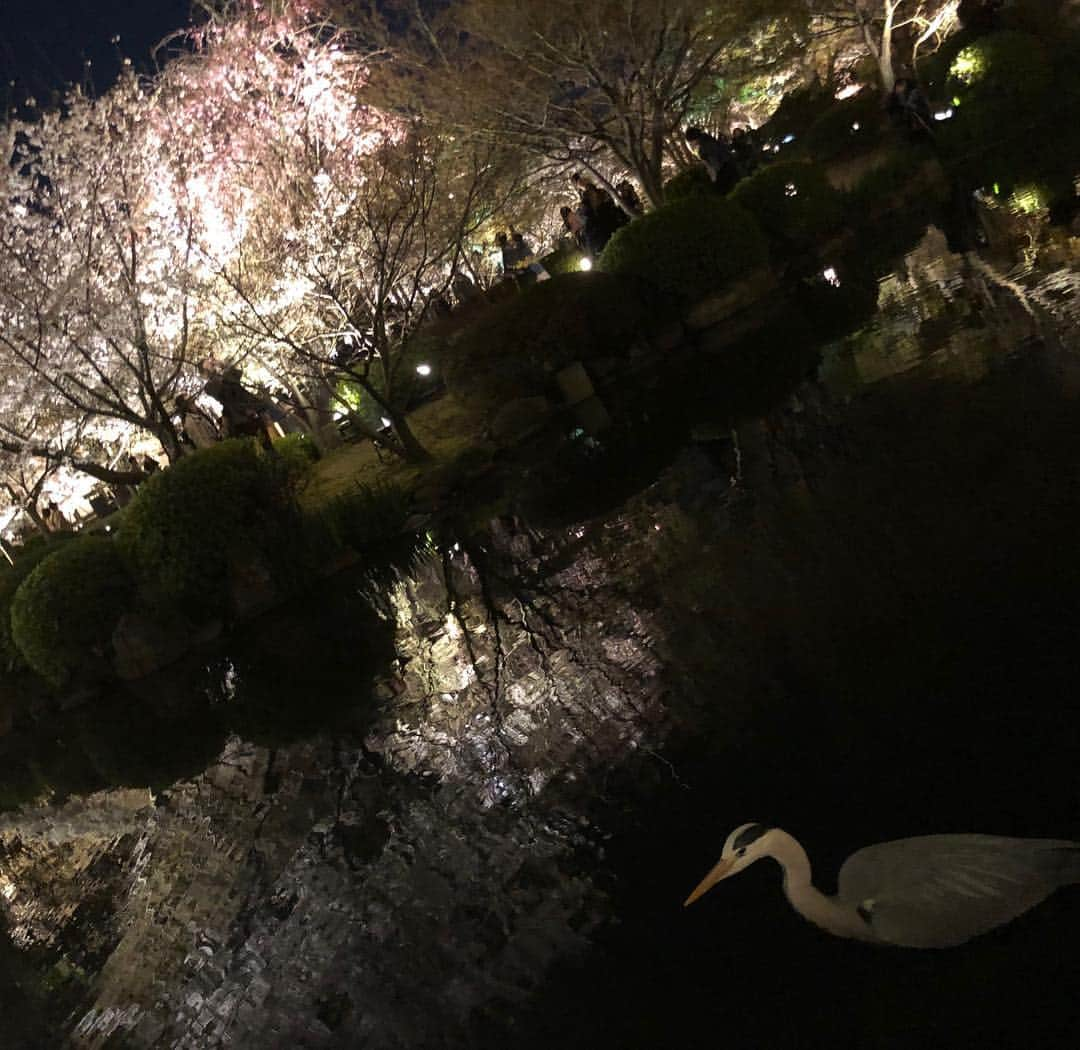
[615, 179, 643, 216]
[685, 126, 738, 192]
[731, 126, 760, 179]
[887, 77, 933, 135]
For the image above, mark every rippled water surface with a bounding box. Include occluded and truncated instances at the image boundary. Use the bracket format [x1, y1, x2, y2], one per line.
[521, 225, 1080, 1050]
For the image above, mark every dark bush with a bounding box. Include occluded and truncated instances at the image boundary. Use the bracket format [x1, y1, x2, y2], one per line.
[10, 534, 133, 688]
[118, 439, 309, 619]
[0, 534, 73, 672]
[844, 145, 940, 218]
[937, 30, 1079, 200]
[598, 197, 767, 309]
[319, 482, 411, 553]
[443, 271, 660, 404]
[270, 432, 320, 494]
[729, 161, 844, 250]
[757, 79, 837, 148]
[803, 91, 884, 162]
[844, 146, 949, 274]
[663, 165, 718, 201]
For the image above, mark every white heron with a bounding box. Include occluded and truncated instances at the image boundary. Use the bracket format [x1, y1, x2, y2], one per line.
[684, 823, 1080, 948]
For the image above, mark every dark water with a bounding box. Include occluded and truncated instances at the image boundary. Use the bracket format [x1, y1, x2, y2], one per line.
[7, 225, 1080, 1049]
[500, 233, 1080, 1049]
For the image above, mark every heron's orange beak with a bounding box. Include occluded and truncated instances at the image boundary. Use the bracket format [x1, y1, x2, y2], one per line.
[684, 857, 735, 907]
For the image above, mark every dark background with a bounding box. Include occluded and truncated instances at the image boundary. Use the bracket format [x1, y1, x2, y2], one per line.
[0, 0, 194, 107]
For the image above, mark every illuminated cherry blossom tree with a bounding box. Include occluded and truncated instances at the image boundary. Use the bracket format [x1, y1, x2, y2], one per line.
[157, 0, 525, 460]
[0, 76, 212, 473]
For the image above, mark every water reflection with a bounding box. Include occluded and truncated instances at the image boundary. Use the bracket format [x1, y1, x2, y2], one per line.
[822, 224, 1080, 392]
[0, 562, 398, 807]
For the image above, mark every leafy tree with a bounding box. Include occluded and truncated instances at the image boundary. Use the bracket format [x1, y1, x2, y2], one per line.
[809, 1, 960, 93]
[343, 0, 808, 207]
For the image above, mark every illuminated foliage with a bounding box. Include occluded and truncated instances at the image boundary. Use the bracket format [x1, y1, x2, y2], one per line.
[345, 0, 809, 207]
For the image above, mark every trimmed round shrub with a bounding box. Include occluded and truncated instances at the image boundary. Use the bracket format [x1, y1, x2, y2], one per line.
[729, 161, 844, 249]
[803, 91, 884, 162]
[10, 535, 133, 688]
[118, 439, 307, 618]
[443, 271, 660, 404]
[0, 534, 74, 672]
[598, 196, 767, 309]
[663, 165, 717, 202]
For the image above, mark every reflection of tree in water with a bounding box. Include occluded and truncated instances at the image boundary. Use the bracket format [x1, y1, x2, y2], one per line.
[0, 563, 398, 807]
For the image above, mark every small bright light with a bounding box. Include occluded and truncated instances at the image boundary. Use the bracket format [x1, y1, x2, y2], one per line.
[579, 256, 593, 272]
[851, 121, 861, 131]
[822, 267, 841, 287]
[782, 134, 795, 144]
[934, 108, 954, 121]
[105, 525, 112, 533]
[784, 182, 798, 198]
[416, 364, 432, 377]
[380, 416, 392, 428]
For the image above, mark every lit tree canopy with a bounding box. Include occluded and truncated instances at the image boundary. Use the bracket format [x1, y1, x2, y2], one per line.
[809, 1, 960, 92]
[345, 0, 809, 206]
[0, 75, 210, 470]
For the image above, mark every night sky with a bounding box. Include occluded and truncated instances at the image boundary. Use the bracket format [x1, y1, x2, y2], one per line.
[0, 0, 195, 108]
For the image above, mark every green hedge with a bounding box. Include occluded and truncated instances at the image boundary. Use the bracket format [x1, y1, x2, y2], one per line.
[803, 91, 883, 162]
[443, 271, 659, 403]
[118, 439, 309, 618]
[10, 535, 133, 688]
[729, 160, 843, 250]
[598, 197, 767, 309]
[663, 165, 718, 202]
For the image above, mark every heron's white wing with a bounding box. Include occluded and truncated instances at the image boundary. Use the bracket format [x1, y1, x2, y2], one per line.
[837, 835, 1080, 948]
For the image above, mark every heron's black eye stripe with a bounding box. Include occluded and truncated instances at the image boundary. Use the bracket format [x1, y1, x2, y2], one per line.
[732, 824, 770, 850]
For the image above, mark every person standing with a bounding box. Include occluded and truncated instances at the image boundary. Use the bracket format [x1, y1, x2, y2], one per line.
[685, 126, 737, 191]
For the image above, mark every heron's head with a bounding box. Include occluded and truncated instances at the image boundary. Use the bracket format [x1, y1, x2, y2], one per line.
[683, 823, 774, 906]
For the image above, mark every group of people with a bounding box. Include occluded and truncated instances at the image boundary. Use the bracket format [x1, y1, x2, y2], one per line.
[684, 125, 761, 192]
[559, 172, 639, 257]
[495, 229, 549, 285]
[174, 365, 287, 452]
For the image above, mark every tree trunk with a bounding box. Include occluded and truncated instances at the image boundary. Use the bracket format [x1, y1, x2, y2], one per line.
[385, 405, 431, 462]
[342, 368, 431, 462]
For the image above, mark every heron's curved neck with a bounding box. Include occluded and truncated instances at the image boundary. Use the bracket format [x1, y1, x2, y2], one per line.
[768, 830, 874, 942]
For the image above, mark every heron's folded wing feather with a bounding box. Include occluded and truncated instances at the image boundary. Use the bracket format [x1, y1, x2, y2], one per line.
[837, 835, 1080, 948]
